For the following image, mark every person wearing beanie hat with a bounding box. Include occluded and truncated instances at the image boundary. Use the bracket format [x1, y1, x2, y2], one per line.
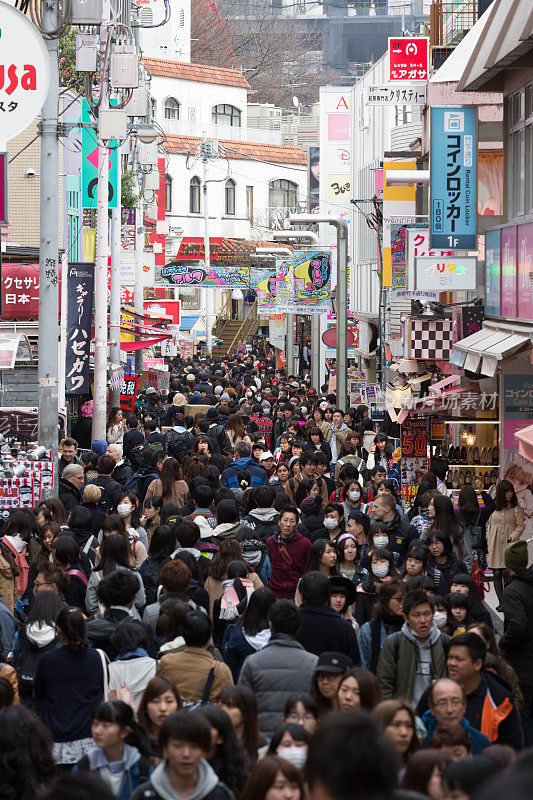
[499, 539, 533, 745]
[298, 495, 328, 542]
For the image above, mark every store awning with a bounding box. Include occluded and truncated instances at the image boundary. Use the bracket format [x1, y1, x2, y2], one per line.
[516, 424, 533, 463]
[180, 315, 201, 332]
[450, 324, 531, 377]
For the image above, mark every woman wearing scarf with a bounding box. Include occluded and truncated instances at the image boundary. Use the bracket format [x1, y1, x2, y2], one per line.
[212, 561, 255, 647]
[0, 511, 31, 613]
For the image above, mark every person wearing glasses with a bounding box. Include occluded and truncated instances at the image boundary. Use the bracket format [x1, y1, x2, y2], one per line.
[420, 677, 490, 754]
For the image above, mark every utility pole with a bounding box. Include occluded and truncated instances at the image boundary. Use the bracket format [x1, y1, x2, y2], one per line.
[290, 214, 349, 407]
[38, 0, 60, 494]
[202, 133, 213, 356]
[92, 20, 111, 441]
[109, 172, 122, 407]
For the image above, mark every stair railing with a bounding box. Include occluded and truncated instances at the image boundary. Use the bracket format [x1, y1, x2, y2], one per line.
[226, 300, 258, 356]
[213, 294, 232, 338]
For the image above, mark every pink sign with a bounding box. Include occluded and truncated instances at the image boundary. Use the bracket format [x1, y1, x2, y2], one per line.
[0, 153, 6, 225]
[518, 222, 533, 321]
[327, 114, 350, 142]
[501, 226, 517, 317]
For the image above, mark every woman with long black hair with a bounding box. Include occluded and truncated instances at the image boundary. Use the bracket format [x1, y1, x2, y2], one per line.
[86, 534, 145, 616]
[222, 587, 275, 681]
[219, 685, 267, 766]
[145, 457, 189, 508]
[197, 705, 249, 796]
[487, 479, 525, 604]
[427, 494, 473, 573]
[34, 607, 106, 767]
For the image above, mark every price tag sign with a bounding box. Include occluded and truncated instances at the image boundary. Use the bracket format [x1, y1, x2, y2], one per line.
[401, 417, 429, 504]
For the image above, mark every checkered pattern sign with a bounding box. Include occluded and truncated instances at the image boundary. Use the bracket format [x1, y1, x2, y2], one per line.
[410, 319, 453, 360]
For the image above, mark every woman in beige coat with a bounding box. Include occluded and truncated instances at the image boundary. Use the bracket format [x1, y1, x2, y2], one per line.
[487, 479, 525, 603]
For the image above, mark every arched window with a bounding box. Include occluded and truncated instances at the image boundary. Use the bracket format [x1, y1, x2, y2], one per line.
[165, 174, 172, 212]
[269, 179, 298, 209]
[190, 177, 201, 214]
[212, 104, 241, 127]
[179, 8, 185, 26]
[164, 97, 180, 120]
[225, 179, 236, 215]
[141, 6, 153, 24]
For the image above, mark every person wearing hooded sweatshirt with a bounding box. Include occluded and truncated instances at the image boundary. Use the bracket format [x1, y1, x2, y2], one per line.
[377, 589, 450, 706]
[209, 500, 254, 545]
[131, 711, 231, 800]
[221, 442, 268, 489]
[222, 587, 274, 682]
[13, 590, 62, 709]
[108, 621, 157, 710]
[242, 486, 280, 543]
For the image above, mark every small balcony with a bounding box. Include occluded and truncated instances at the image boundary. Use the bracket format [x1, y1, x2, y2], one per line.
[159, 118, 283, 146]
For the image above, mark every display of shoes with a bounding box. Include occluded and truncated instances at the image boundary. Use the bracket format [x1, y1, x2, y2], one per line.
[492, 447, 499, 465]
[473, 447, 480, 465]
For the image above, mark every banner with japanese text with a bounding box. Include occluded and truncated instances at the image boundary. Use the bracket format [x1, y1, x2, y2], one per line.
[156, 263, 250, 288]
[252, 266, 277, 314]
[65, 262, 94, 394]
[275, 251, 332, 314]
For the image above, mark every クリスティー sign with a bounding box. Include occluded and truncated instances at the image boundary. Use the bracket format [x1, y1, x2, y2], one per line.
[365, 85, 427, 105]
[430, 107, 477, 250]
[415, 256, 477, 291]
[0, 3, 51, 141]
[388, 37, 429, 82]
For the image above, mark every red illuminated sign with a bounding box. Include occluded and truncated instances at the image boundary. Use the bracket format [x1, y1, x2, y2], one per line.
[388, 37, 429, 82]
[176, 237, 224, 261]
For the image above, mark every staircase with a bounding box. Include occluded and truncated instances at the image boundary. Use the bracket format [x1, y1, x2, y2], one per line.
[212, 299, 259, 356]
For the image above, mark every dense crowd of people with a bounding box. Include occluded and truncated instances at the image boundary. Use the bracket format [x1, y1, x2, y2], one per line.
[0, 351, 532, 800]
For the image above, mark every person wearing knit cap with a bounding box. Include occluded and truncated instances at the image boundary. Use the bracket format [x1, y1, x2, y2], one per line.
[500, 538, 533, 745]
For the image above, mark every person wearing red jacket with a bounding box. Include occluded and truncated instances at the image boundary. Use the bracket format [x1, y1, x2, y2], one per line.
[267, 506, 311, 600]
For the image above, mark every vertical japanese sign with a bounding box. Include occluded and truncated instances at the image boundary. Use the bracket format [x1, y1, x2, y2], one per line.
[81, 100, 118, 208]
[400, 417, 429, 504]
[431, 107, 477, 250]
[382, 162, 417, 287]
[65, 262, 94, 394]
[120, 374, 139, 413]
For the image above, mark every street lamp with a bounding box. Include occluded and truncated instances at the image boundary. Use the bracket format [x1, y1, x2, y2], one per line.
[255, 246, 296, 376]
[289, 214, 349, 409]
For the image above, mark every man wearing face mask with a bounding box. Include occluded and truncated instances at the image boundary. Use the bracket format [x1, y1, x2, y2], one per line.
[372, 494, 418, 560]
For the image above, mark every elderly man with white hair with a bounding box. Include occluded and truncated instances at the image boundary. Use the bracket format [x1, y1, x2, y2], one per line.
[107, 443, 133, 488]
[58, 463, 84, 512]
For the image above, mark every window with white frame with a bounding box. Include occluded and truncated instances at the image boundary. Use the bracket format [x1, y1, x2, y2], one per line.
[225, 179, 236, 215]
[164, 97, 180, 120]
[190, 177, 201, 213]
[212, 104, 241, 127]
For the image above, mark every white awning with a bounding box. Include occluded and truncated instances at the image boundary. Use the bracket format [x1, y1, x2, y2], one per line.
[450, 325, 530, 376]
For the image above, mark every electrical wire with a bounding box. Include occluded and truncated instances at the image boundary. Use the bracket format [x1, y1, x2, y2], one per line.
[133, 0, 171, 29]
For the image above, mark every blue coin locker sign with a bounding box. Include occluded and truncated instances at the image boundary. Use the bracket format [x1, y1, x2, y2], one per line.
[430, 107, 477, 250]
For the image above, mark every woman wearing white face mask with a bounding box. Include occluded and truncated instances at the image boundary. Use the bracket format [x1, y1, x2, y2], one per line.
[116, 490, 149, 551]
[321, 503, 345, 543]
[342, 478, 366, 519]
[267, 723, 310, 770]
[355, 549, 400, 626]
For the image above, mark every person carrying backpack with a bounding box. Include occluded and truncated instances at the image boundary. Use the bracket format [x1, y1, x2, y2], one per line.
[164, 413, 190, 462]
[457, 485, 494, 569]
[13, 590, 63, 710]
[125, 450, 165, 505]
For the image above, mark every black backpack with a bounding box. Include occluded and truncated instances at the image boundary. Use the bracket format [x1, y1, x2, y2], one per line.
[16, 628, 57, 705]
[166, 430, 190, 462]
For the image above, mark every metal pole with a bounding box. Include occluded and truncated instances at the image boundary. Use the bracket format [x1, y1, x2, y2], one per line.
[109, 170, 122, 407]
[134, 192, 144, 374]
[202, 134, 212, 356]
[336, 222, 348, 410]
[311, 315, 320, 391]
[38, 0, 60, 495]
[92, 24, 110, 441]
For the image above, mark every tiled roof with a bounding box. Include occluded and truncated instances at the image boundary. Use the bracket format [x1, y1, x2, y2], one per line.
[142, 58, 250, 89]
[166, 135, 307, 166]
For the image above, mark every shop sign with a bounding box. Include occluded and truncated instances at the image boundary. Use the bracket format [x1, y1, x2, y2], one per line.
[407, 228, 451, 291]
[388, 37, 429, 82]
[415, 256, 477, 291]
[430, 417, 446, 441]
[430, 107, 477, 249]
[502, 374, 533, 536]
[1, 263, 40, 320]
[0, 3, 51, 141]
[365, 85, 427, 105]
[65, 262, 94, 394]
[485, 228, 500, 316]
[0, 153, 7, 225]
[179, 340, 193, 359]
[120, 374, 139, 413]
[275, 251, 332, 315]
[143, 357, 165, 371]
[176, 237, 224, 261]
[401, 417, 429, 503]
[143, 299, 180, 326]
[81, 100, 118, 208]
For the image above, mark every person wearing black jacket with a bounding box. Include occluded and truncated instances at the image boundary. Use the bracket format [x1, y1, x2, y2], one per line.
[242, 486, 280, 542]
[91, 454, 122, 512]
[447, 632, 523, 751]
[372, 494, 418, 560]
[123, 414, 145, 468]
[296, 572, 360, 664]
[499, 540, 533, 746]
